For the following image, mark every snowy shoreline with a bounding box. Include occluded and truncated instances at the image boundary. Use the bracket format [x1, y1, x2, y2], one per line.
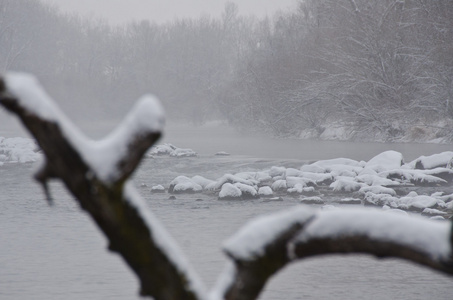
[148, 145, 453, 219]
[3, 136, 453, 219]
[0, 137, 42, 164]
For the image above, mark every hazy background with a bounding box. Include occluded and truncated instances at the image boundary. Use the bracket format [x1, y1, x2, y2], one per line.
[41, 0, 296, 25]
[1, 0, 453, 143]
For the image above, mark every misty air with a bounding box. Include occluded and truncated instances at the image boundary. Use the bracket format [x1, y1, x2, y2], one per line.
[1, 1, 452, 299]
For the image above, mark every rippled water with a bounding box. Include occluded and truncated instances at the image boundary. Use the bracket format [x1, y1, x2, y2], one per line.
[1, 154, 452, 300]
[1, 123, 452, 299]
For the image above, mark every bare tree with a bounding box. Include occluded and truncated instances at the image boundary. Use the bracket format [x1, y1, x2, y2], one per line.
[1, 74, 452, 299]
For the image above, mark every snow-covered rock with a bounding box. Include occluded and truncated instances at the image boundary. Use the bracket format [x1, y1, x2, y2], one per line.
[219, 183, 242, 200]
[300, 163, 325, 173]
[363, 193, 397, 207]
[422, 208, 448, 216]
[205, 174, 257, 191]
[300, 196, 324, 204]
[258, 186, 273, 197]
[191, 175, 215, 189]
[168, 176, 202, 194]
[365, 150, 404, 172]
[170, 147, 197, 158]
[215, 151, 230, 156]
[160, 149, 453, 215]
[313, 157, 361, 168]
[150, 185, 165, 193]
[173, 182, 202, 194]
[355, 173, 399, 187]
[298, 172, 333, 185]
[330, 177, 365, 192]
[358, 186, 396, 196]
[234, 183, 258, 199]
[271, 180, 287, 192]
[411, 151, 453, 170]
[0, 137, 42, 163]
[286, 176, 315, 189]
[149, 143, 197, 157]
[269, 166, 286, 177]
[396, 195, 439, 212]
[339, 198, 362, 205]
[149, 143, 176, 156]
[287, 184, 316, 195]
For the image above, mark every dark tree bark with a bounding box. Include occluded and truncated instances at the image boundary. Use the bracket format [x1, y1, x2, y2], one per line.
[0, 74, 202, 300]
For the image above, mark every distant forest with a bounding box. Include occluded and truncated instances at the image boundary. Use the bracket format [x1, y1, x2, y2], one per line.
[1, 0, 452, 141]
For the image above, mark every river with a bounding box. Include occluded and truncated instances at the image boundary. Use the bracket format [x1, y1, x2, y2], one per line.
[0, 122, 452, 299]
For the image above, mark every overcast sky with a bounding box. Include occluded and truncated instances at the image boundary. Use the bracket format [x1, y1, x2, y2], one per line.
[41, 0, 297, 25]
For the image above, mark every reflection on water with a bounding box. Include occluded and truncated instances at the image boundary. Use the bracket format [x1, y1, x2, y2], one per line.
[1, 123, 452, 299]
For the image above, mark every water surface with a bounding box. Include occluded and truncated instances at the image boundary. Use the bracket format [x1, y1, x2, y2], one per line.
[1, 123, 452, 299]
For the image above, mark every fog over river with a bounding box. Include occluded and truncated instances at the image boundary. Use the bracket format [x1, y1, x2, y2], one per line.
[1, 122, 452, 299]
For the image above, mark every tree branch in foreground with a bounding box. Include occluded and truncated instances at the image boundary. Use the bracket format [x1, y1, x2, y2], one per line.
[220, 207, 453, 300]
[1, 73, 452, 300]
[0, 73, 205, 300]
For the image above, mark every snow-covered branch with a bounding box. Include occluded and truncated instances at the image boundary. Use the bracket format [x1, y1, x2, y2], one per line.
[219, 206, 453, 300]
[0, 72, 205, 300]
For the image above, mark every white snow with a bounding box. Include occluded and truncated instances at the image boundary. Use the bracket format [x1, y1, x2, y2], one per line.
[209, 261, 236, 300]
[191, 175, 215, 189]
[0, 137, 42, 163]
[396, 195, 439, 211]
[312, 157, 361, 168]
[234, 182, 258, 197]
[286, 176, 314, 189]
[330, 177, 365, 192]
[365, 150, 404, 172]
[123, 182, 207, 299]
[410, 151, 453, 169]
[169, 176, 202, 193]
[174, 181, 203, 193]
[269, 166, 286, 177]
[5, 72, 60, 121]
[224, 206, 315, 260]
[149, 143, 197, 157]
[422, 208, 448, 216]
[363, 192, 398, 207]
[170, 147, 197, 158]
[300, 163, 325, 173]
[219, 183, 242, 199]
[258, 186, 273, 196]
[296, 207, 451, 261]
[298, 172, 333, 184]
[288, 184, 315, 194]
[206, 174, 257, 191]
[150, 185, 165, 192]
[215, 151, 230, 156]
[355, 173, 399, 186]
[358, 186, 396, 196]
[271, 179, 287, 191]
[5, 72, 165, 182]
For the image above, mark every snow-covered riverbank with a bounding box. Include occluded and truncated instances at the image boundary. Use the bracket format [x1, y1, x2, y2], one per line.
[3, 136, 453, 218]
[154, 150, 453, 218]
[0, 137, 41, 164]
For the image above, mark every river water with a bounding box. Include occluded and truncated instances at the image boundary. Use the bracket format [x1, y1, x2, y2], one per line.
[1, 122, 452, 299]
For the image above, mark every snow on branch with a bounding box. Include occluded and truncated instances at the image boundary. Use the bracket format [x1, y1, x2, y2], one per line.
[219, 206, 453, 300]
[0, 72, 205, 300]
[2, 72, 165, 183]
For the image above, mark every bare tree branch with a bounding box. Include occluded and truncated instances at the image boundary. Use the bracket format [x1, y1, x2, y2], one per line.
[220, 207, 453, 300]
[0, 73, 204, 300]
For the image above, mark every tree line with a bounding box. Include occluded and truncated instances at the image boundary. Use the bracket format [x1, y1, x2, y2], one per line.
[1, 0, 452, 141]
